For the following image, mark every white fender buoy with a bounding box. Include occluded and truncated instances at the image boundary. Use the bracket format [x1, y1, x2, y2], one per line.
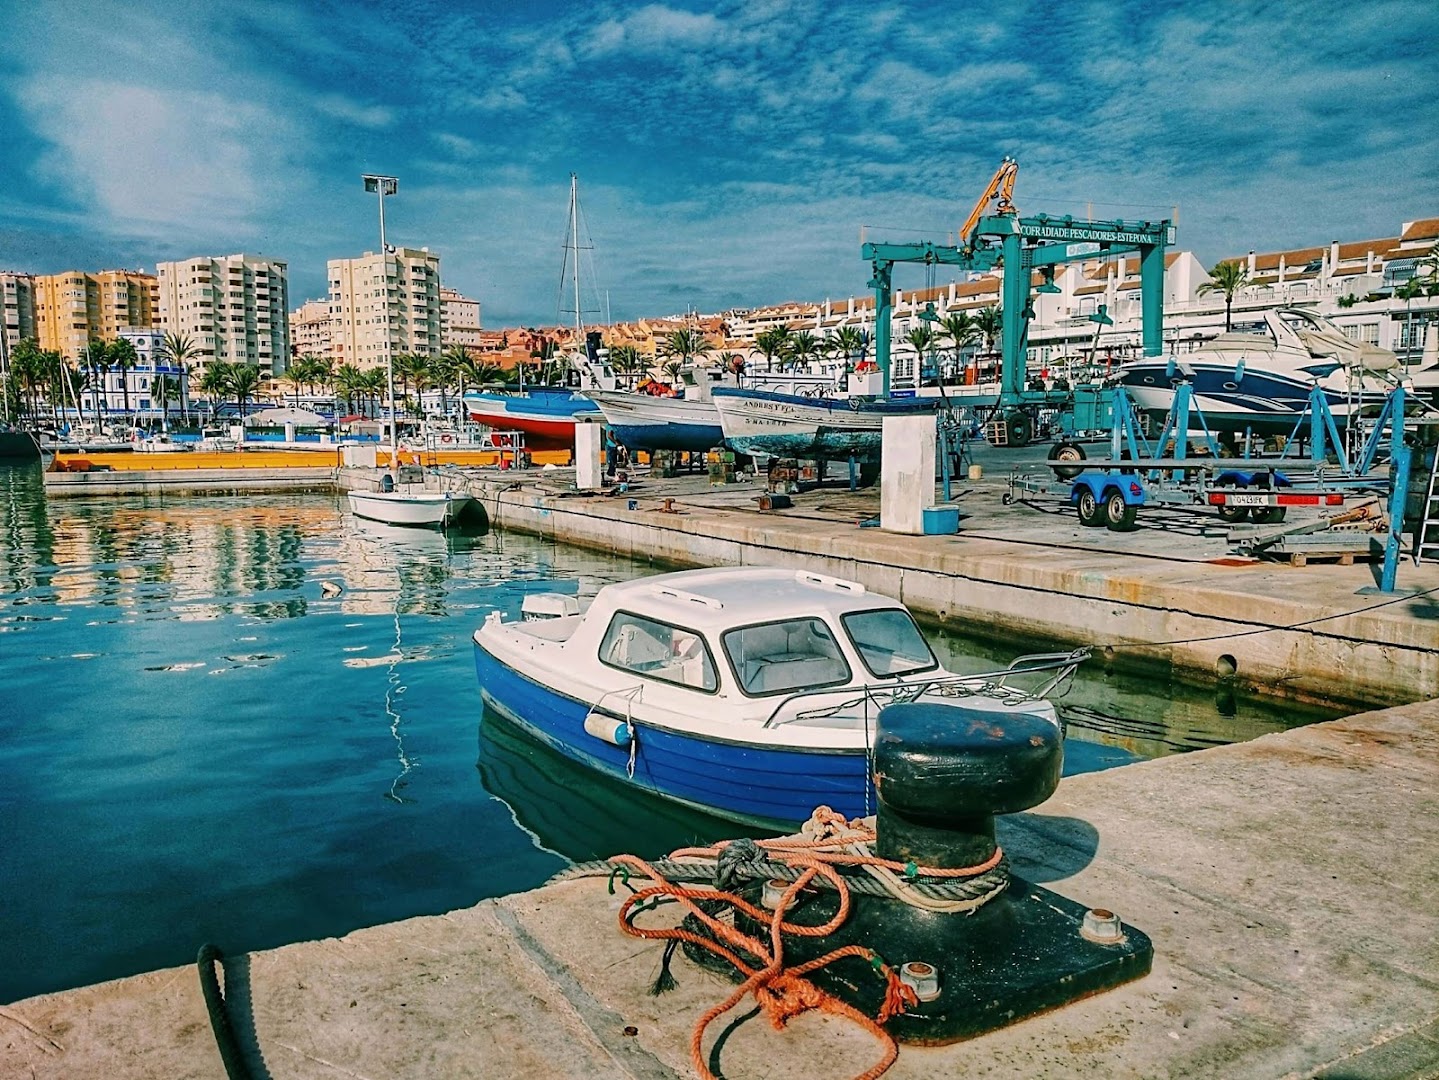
[584, 713, 632, 747]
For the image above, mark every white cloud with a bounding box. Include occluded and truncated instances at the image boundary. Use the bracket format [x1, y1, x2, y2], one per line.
[313, 94, 397, 130]
[19, 76, 298, 241]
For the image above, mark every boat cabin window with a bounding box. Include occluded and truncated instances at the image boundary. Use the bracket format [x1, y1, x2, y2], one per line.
[599, 611, 718, 693]
[841, 608, 939, 678]
[722, 618, 852, 697]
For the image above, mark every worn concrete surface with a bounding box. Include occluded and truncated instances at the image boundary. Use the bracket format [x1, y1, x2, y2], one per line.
[5, 698, 1436, 1080]
[441, 445, 1437, 708]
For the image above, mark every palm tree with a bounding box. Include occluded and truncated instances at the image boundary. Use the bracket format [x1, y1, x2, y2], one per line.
[974, 306, 1004, 352]
[282, 365, 307, 407]
[108, 337, 139, 422]
[658, 327, 711, 369]
[11, 340, 47, 422]
[1198, 261, 1251, 331]
[753, 325, 792, 372]
[438, 344, 471, 418]
[828, 325, 869, 372]
[198, 361, 235, 420]
[159, 332, 196, 425]
[227, 364, 263, 419]
[359, 367, 387, 418]
[333, 363, 365, 416]
[940, 311, 980, 362]
[152, 375, 178, 430]
[607, 344, 646, 387]
[903, 325, 938, 383]
[785, 330, 821, 372]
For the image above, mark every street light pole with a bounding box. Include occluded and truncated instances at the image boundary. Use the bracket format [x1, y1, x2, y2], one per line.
[363, 173, 399, 477]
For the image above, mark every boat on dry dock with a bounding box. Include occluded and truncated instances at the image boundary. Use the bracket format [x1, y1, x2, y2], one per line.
[710, 386, 942, 463]
[1117, 308, 1398, 435]
[472, 566, 1087, 828]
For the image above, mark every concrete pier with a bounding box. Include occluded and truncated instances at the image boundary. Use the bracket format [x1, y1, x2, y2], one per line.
[4, 698, 1436, 1079]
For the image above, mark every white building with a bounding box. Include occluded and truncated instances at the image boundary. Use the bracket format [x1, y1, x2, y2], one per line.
[290, 297, 335, 360]
[156, 254, 291, 379]
[74, 327, 191, 422]
[439, 286, 482, 352]
[328, 247, 442, 370]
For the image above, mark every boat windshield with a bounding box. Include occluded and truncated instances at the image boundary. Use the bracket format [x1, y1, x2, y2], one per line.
[599, 611, 718, 693]
[722, 618, 851, 697]
[840, 608, 938, 678]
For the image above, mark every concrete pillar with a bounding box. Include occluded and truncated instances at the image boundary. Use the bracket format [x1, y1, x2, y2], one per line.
[880, 414, 937, 534]
[284, 421, 296, 443]
[574, 421, 604, 491]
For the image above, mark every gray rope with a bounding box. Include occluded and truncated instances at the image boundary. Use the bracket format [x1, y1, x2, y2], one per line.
[550, 852, 1010, 904]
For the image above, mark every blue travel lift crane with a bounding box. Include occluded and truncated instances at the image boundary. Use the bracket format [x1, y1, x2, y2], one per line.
[862, 158, 1174, 446]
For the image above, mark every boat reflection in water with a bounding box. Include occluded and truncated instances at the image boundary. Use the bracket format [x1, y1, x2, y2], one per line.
[478, 705, 768, 861]
[476, 700, 1143, 865]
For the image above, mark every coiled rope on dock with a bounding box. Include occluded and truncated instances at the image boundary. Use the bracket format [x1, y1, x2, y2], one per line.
[582, 806, 1011, 1080]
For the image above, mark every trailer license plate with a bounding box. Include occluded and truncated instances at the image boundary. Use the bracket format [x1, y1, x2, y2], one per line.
[1227, 493, 1268, 506]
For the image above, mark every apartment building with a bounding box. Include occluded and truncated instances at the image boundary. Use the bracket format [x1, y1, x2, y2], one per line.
[290, 298, 334, 360]
[328, 247, 441, 370]
[438, 287, 481, 352]
[95, 270, 159, 340]
[156, 254, 290, 379]
[0, 272, 37, 362]
[35, 272, 99, 359]
[33, 269, 158, 359]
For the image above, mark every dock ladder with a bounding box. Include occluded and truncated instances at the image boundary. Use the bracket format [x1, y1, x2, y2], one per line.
[1416, 437, 1439, 565]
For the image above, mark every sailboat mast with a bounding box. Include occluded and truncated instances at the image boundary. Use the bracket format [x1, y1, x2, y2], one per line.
[570, 173, 583, 346]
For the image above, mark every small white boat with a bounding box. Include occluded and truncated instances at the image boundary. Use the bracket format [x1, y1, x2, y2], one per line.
[347, 488, 473, 528]
[473, 566, 1086, 828]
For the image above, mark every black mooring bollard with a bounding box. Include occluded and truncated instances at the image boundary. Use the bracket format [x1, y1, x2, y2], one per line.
[873, 703, 1063, 869]
[729, 699, 1153, 1045]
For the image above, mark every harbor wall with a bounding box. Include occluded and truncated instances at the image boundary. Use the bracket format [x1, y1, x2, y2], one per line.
[44, 466, 338, 497]
[465, 477, 1435, 709]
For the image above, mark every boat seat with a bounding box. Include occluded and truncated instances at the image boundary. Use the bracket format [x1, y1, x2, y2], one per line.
[744, 655, 848, 694]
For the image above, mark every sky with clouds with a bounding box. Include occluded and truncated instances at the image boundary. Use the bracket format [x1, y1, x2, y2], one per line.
[2, 0, 1436, 328]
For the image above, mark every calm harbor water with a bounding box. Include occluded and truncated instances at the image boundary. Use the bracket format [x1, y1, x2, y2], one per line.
[0, 462, 1341, 1004]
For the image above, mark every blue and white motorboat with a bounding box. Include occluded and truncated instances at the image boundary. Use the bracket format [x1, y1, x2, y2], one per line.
[710, 387, 942, 462]
[472, 566, 1086, 829]
[1117, 308, 1397, 436]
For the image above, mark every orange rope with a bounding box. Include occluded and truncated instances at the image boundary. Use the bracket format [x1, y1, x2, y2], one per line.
[615, 854, 909, 1080]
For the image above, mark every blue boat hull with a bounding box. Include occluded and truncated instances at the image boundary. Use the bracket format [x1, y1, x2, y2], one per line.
[473, 639, 873, 829]
[607, 419, 725, 453]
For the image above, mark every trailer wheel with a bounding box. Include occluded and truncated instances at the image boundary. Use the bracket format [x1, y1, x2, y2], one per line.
[1076, 488, 1105, 527]
[1105, 490, 1137, 531]
[1047, 441, 1086, 480]
[1216, 504, 1250, 523]
[1253, 506, 1287, 524]
[1001, 492, 1014, 506]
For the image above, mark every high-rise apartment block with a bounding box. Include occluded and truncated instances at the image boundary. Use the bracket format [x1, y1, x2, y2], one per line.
[96, 270, 159, 340]
[328, 248, 441, 370]
[439, 286, 482, 352]
[0, 272, 38, 361]
[34, 269, 158, 359]
[156, 254, 290, 378]
[289, 298, 335, 360]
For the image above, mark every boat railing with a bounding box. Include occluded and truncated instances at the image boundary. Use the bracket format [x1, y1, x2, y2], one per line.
[759, 647, 1091, 730]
